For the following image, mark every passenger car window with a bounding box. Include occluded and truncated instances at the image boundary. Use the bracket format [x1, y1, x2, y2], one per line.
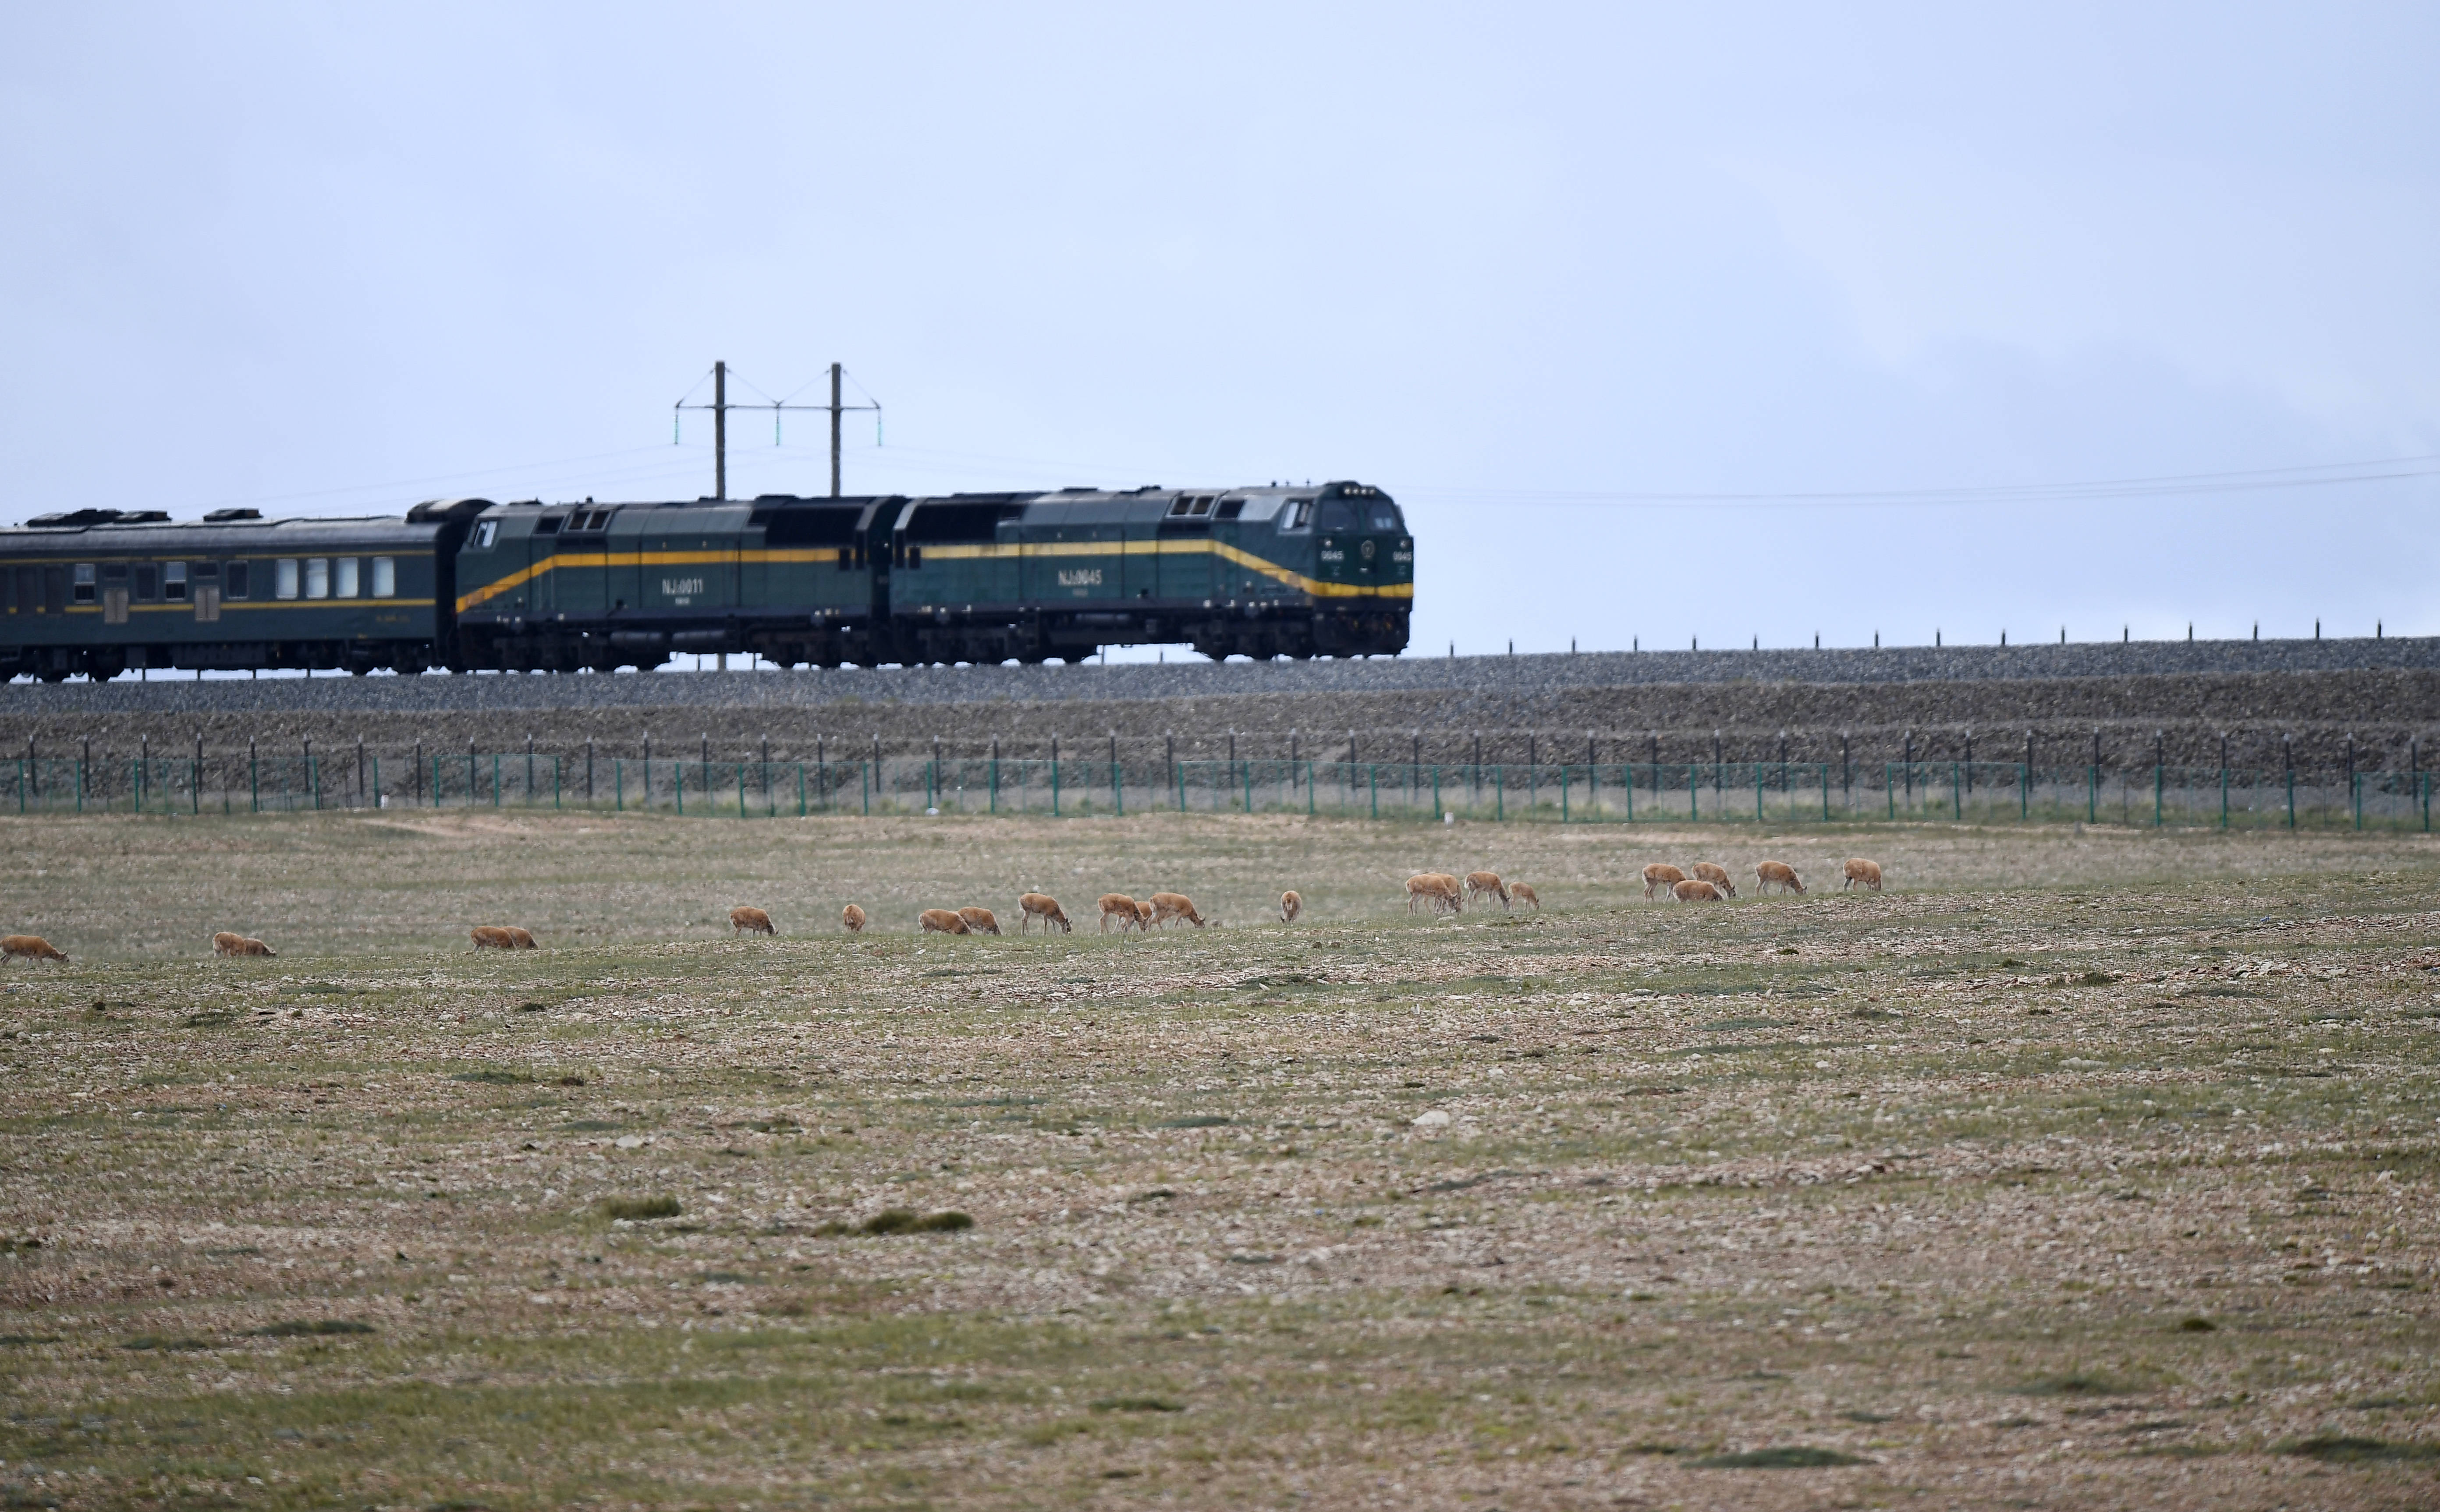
[275, 559, 299, 599]
[134, 564, 157, 600]
[334, 557, 358, 598]
[225, 561, 249, 598]
[370, 557, 395, 597]
[164, 562, 187, 601]
[73, 564, 96, 603]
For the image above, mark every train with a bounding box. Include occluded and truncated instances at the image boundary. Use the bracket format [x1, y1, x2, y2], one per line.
[0, 482, 1412, 680]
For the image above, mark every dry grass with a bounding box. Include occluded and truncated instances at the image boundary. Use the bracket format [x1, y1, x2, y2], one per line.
[2, 810, 2439, 1509]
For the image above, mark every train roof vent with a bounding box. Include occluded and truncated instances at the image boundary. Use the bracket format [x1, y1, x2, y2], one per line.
[120, 510, 171, 523]
[202, 507, 263, 522]
[24, 508, 124, 527]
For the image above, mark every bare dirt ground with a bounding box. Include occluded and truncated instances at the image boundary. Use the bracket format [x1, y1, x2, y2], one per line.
[3, 811, 2438, 1511]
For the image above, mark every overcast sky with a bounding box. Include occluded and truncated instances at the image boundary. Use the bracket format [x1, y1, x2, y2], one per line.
[4, 3, 2436, 659]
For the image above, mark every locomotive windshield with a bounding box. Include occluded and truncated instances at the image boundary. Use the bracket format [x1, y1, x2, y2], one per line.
[1317, 498, 1404, 533]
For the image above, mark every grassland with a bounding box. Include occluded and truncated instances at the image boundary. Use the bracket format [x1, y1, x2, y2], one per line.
[3, 811, 2439, 1510]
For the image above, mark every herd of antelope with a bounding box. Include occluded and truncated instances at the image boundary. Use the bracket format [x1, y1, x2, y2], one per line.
[1, 857, 1884, 966]
[1637, 856, 1884, 902]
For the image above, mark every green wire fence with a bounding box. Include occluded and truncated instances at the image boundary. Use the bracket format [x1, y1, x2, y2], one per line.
[6, 754, 2431, 831]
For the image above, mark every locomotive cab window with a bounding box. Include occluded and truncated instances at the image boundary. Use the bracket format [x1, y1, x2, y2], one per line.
[275, 559, 299, 599]
[224, 561, 248, 599]
[334, 557, 359, 598]
[164, 562, 186, 601]
[471, 520, 498, 549]
[533, 515, 564, 536]
[1283, 500, 1314, 530]
[73, 564, 96, 603]
[1315, 499, 1357, 534]
[1367, 502, 1404, 532]
[370, 556, 395, 597]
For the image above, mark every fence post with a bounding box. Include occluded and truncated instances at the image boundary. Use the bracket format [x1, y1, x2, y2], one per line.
[1821, 763, 1830, 822]
[2287, 765, 2295, 829]
[1176, 761, 1187, 813]
[797, 763, 806, 817]
[2155, 761, 2163, 828]
[2020, 762, 2028, 821]
[1051, 755, 1060, 816]
[1884, 762, 1892, 821]
[250, 739, 259, 813]
[2220, 764, 2228, 829]
[862, 761, 870, 815]
[1244, 759, 1254, 814]
[676, 761, 684, 815]
[615, 758, 624, 812]
[1755, 762, 1763, 822]
[1952, 761, 1961, 821]
[1432, 765, 1441, 820]
[2354, 772, 2363, 831]
[1307, 761, 1316, 816]
[1560, 764, 1570, 823]
[1369, 764, 1379, 819]
[2088, 764, 2098, 824]
[739, 762, 748, 818]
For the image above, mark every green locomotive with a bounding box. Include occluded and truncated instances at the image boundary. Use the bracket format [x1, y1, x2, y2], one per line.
[453, 481, 1411, 669]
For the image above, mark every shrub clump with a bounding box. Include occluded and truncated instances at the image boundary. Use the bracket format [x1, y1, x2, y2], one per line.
[599, 1195, 682, 1221]
[251, 1319, 376, 1338]
[1693, 1446, 1864, 1469]
[1091, 1395, 1184, 1413]
[855, 1209, 973, 1235]
[2286, 1435, 2437, 1463]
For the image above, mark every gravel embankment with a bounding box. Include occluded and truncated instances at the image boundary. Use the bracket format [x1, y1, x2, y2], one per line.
[5, 639, 2437, 773]
[0, 636, 2434, 718]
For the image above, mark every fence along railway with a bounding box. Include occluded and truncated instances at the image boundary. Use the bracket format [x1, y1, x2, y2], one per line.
[0, 482, 1412, 681]
[11, 735, 2436, 832]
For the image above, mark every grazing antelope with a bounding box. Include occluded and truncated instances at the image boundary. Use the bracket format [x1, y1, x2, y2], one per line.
[3, 935, 67, 963]
[1279, 890, 1302, 924]
[1464, 871, 1510, 908]
[1641, 864, 1687, 901]
[1508, 882, 1540, 910]
[1842, 858, 1883, 892]
[1689, 863, 1738, 899]
[1132, 898, 1157, 931]
[958, 906, 1002, 935]
[1755, 861, 1804, 895]
[842, 903, 867, 934]
[212, 932, 274, 957]
[729, 906, 776, 935]
[1671, 879, 1725, 903]
[471, 926, 519, 949]
[506, 927, 538, 949]
[1097, 894, 1141, 934]
[919, 908, 970, 935]
[1018, 893, 1071, 933]
[1149, 892, 1208, 928]
[1405, 873, 1462, 915]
